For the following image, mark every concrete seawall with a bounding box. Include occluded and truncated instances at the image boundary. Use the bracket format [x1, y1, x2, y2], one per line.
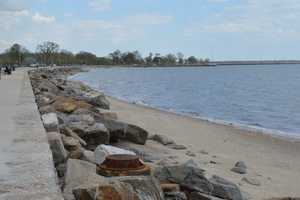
[0, 68, 63, 199]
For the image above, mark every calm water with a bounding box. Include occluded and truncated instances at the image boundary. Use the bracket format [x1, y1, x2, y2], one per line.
[72, 65, 300, 138]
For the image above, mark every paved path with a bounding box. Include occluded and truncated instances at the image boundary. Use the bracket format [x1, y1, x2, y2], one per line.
[0, 68, 63, 199]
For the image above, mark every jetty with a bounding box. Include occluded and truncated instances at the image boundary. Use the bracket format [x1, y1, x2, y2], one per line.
[0, 69, 62, 200]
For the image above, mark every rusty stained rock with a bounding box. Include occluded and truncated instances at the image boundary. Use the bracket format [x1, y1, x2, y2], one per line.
[53, 96, 93, 114]
[73, 182, 139, 200]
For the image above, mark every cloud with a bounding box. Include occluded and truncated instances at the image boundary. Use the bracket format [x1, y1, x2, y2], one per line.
[32, 13, 55, 24]
[88, 0, 112, 11]
[76, 13, 173, 44]
[185, 0, 300, 37]
[0, 0, 26, 11]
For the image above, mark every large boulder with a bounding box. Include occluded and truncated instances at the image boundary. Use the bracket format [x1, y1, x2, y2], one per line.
[154, 161, 213, 194]
[47, 132, 67, 165]
[67, 122, 110, 150]
[209, 175, 244, 200]
[53, 96, 93, 114]
[63, 159, 106, 200]
[101, 119, 148, 145]
[42, 112, 59, 132]
[79, 90, 110, 110]
[73, 176, 165, 200]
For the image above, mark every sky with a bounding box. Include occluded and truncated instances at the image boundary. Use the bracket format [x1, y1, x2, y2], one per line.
[1, 0, 300, 60]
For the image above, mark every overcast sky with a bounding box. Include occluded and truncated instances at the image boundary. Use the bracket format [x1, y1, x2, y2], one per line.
[1, 0, 300, 60]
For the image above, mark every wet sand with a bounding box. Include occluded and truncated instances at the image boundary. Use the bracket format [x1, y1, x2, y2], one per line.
[108, 96, 300, 199]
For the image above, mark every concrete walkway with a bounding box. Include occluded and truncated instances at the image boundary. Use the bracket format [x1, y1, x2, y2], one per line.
[0, 68, 63, 199]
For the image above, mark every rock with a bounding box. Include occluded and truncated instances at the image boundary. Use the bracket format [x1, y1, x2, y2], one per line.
[63, 114, 95, 126]
[38, 79, 59, 94]
[42, 112, 59, 132]
[62, 135, 81, 151]
[161, 183, 180, 193]
[231, 161, 247, 174]
[102, 119, 148, 145]
[96, 108, 118, 120]
[154, 160, 212, 194]
[67, 122, 110, 150]
[73, 181, 137, 200]
[82, 150, 96, 164]
[39, 105, 55, 114]
[73, 176, 165, 200]
[241, 177, 261, 186]
[186, 151, 196, 157]
[209, 175, 244, 200]
[56, 163, 66, 178]
[166, 143, 187, 150]
[115, 176, 165, 200]
[94, 144, 136, 165]
[53, 96, 93, 114]
[80, 90, 110, 110]
[46, 132, 67, 165]
[63, 159, 106, 200]
[165, 192, 187, 200]
[189, 192, 224, 200]
[61, 126, 87, 147]
[199, 150, 209, 155]
[69, 148, 84, 159]
[151, 134, 175, 145]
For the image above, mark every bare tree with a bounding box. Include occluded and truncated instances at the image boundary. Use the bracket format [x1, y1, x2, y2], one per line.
[36, 41, 60, 65]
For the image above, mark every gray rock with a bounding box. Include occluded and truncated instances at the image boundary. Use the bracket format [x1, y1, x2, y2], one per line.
[96, 108, 118, 120]
[151, 134, 175, 145]
[231, 161, 247, 174]
[165, 192, 187, 200]
[154, 160, 212, 194]
[79, 90, 110, 110]
[209, 175, 244, 200]
[39, 105, 55, 114]
[67, 122, 110, 150]
[63, 159, 106, 200]
[47, 132, 67, 165]
[190, 192, 224, 200]
[42, 112, 59, 132]
[103, 119, 148, 145]
[82, 150, 96, 164]
[241, 177, 261, 186]
[64, 114, 95, 126]
[167, 143, 187, 150]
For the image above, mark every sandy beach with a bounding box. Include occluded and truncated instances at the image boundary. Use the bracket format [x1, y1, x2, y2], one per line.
[108, 96, 300, 199]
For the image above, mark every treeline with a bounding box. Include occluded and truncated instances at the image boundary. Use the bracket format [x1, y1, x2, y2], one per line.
[0, 41, 210, 66]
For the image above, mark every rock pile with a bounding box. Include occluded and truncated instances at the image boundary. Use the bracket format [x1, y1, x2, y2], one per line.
[29, 67, 247, 200]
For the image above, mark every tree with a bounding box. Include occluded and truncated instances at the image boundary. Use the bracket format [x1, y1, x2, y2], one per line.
[109, 50, 122, 64]
[165, 54, 177, 64]
[187, 56, 198, 64]
[145, 52, 153, 64]
[75, 51, 97, 65]
[7, 43, 28, 65]
[177, 52, 184, 64]
[36, 41, 60, 65]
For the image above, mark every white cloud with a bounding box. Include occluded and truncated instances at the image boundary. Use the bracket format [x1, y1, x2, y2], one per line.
[125, 14, 173, 25]
[32, 13, 55, 24]
[185, 0, 300, 37]
[76, 13, 173, 44]
[89, 0, 112, 11]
